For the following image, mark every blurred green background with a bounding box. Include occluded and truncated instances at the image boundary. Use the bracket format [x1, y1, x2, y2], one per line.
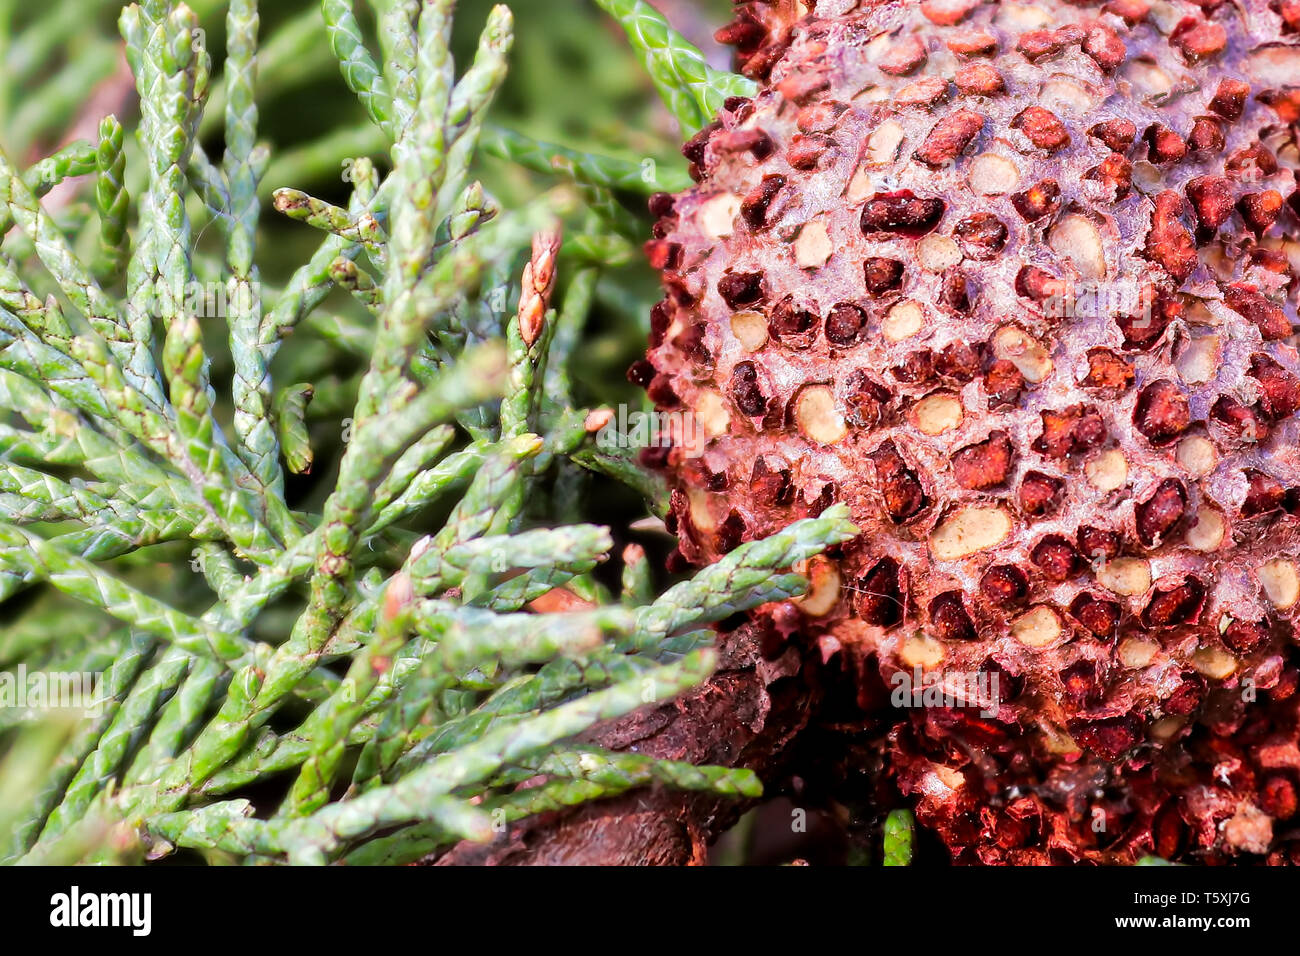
[0, 0, 732, 418]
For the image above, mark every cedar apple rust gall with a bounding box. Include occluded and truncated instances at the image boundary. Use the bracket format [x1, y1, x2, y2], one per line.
[640, 0, 1300, 864]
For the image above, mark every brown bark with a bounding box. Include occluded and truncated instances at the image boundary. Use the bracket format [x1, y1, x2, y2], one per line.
[433, 617, 819, 865]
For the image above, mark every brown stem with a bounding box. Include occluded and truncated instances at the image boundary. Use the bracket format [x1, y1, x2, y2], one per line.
[432, 616, 820, 865]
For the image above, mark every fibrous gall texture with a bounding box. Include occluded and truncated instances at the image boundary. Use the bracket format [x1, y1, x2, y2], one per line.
[643, 0, 1300, 863]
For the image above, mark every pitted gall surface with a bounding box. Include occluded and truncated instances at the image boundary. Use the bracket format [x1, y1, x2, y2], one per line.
[650, 0, 1300, 864]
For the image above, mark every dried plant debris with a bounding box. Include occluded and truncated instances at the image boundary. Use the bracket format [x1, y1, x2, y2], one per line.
[644, 0, 1300, 864]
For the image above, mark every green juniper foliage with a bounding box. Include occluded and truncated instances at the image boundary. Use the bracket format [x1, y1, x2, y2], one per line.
[882, 809, 915, 867]
[0, 0, 855, 864]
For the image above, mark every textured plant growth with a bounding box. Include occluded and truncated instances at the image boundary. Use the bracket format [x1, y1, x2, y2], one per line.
[645, 0, 1300, 863]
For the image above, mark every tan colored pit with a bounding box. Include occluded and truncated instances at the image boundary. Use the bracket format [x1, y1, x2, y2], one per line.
[1039, 77, 1095, 116]
[1098, 557, 1152, 596]
[1191, 646, 1238, 680]
[1119, 637, 1160, 669]
[1125, 59, 1173, 97]
[866, 119, 905, 164]
[1049, 215, 1106, 280]
[968, 154, 1020, 195]
[992, 326, 1053, 382]
[882, 300, 924, 341]
[913, 392, 964, 435]
[1176, 335, 1222, 385]
[794, 555, 841, 617]
[694, 390, 731, 439]
[687, 487, 716, 533]
[1176, 436, 1217, 477]
[794, 220, 833, 269]
[1186, 508, 1226, 552]
[917, 234, 964, 273]
[1012, 606, 1063, 648]
[900, 633, 945, 669]
[729, 311, 769, 351]
[795, 385, 847, 444]
[933, 765, 966, 790]
[697, 192, 740, 240]
[1259, 558, 1300, 609]
[931, 506, 1012, 560]
[1085, 449, 1128, 492]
